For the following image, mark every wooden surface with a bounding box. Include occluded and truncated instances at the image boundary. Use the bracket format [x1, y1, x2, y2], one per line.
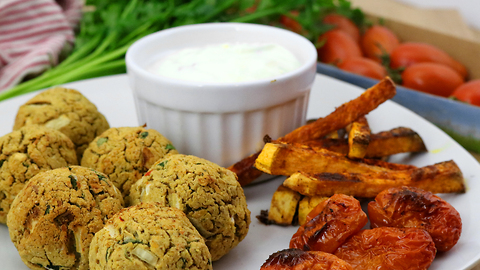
[350, 0, 478, 41]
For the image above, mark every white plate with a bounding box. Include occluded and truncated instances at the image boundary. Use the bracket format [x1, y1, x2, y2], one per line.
[0, 74, 479, 270]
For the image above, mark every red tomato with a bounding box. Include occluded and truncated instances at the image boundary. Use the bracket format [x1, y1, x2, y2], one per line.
[368, 186, 462, 252]
[334, 227, 436, 270]
[338, 57, 387, 80]
[317, 30, 363, 66]
[402, 62, 464, 97]
[361, 25, 400, 62]
[280, 10, 303, 34]
[390, 42, 468, 79]
[261, 249, 353, 270]
[290, 194, 368, 253]
[451, 80, 480, 106]
[322, 14, 360, 43]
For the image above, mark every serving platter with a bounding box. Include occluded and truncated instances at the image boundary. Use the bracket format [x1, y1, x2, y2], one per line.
[0, 73, 479, 269]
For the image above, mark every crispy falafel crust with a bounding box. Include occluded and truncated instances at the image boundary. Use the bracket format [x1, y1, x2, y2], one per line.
[13, 87, 110, 159]
[0, 125, 77, 223]
[89, 203, 212, 270]
[7, 166, 124, 270]
[81, 126, 178, 197]
[129, 154, 251, 261]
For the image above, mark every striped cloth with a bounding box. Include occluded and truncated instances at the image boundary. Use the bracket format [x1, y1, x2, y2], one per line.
[0, 0, 83, 92]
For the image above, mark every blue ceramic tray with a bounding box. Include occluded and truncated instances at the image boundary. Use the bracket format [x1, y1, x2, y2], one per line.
[316, 62, 480, 153]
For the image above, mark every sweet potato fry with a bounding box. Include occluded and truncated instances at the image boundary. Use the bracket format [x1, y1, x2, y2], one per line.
[228, 126, 425, 186]
[366, 127, 427, 157]
[298, 127, 427, 158]
[360, 158, 416, 171]
[281, 77, 396, 143]
[227, 152, 263, 186]
[230, 78, 396, 186]
[325, 130, 340, 139]
[268, 185, 302, 225]
[301, 138, 350, 153]
[283, 160, 465, 198]
[297, 196, 329, 225]
[255, 142, 415, 176]
[347, 116, 371, 159]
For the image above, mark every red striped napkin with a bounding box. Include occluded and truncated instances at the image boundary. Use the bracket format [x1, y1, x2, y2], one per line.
[0, 0, 83, 92]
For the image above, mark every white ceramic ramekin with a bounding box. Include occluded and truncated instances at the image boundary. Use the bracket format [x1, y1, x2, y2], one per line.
[126, 22, 317, 167]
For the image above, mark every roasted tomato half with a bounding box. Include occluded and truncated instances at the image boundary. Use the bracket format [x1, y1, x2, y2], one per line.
[261, 248, 353, 270]
[334, 227, 436, 270]
[368, 186, 462, 252]
[290, 194, 368, 253]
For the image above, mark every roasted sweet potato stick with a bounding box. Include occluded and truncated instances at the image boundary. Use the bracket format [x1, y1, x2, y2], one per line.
[364, 127, 427, 157]
[348, 116, 371, 159]
[359, 158, 416, 171]
[325, 130, 340, 139]
[281, 77, 396, 143]
[230, 78, 396, 186]
[255, 142, 417, 176]
[230, 125, 425, 187]
[267, 185, 302, 225]
[293, 127, 427, 158]
[283, 160, 465, 198]
[227, 152, 263, 186]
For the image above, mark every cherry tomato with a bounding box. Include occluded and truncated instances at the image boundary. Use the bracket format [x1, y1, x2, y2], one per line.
[368, 186, 462, 252]
[261, 249, 353, 270]
[322, 14, 360, 43]
[390, 42, 468, 79]
[317, 30, 363, 66]
[334, 227, 436, 270]
[401, 62, 464, 97]
[338, 57, 387, 80]
[280, 11, 303, 34]
[289, 194, 368, 253]
[451, 80, 480, 106]
[361, 25, 400, 62]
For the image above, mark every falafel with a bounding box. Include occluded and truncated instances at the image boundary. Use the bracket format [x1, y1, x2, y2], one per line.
[89, 203, 212, 270]
[7, 166, 124, 270]
[128, 154, 250, 261]
[13, 86, 110, 159]
[0, 125, 77, 223]
[81, 126, 178, 196]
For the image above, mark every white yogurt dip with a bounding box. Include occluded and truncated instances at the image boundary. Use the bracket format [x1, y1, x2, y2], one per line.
[147, 43, 301, 83]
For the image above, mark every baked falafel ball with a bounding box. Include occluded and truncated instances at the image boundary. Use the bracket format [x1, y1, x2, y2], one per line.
[129, 154, 251, 261]
[89, 203, 212, 270]
[7, 166, 124, 270]
[0, 125, 77, 223]
[13, 86, 110, 159]
[81, 126, 178, 196]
